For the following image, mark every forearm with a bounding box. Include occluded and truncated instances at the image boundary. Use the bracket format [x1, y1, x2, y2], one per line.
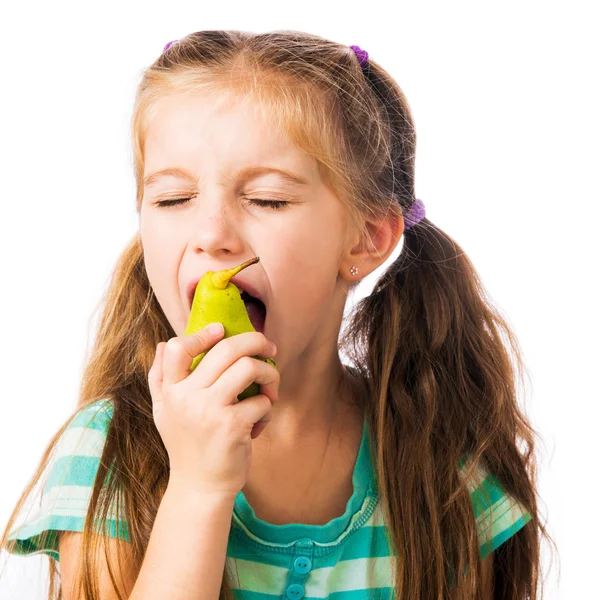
[129, 483, 235, 600]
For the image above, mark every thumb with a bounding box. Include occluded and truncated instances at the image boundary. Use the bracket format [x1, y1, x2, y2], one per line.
[148, 342, 166, 399]
[162, 322, 224, 387]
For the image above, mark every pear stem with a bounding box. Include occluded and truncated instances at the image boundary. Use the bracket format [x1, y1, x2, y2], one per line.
[210, 256, 260, 290]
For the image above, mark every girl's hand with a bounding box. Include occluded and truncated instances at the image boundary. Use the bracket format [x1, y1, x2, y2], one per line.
[147, 324, 279, 499]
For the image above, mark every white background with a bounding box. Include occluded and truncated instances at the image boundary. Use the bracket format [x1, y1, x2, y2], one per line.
[1, 1, 597, 598]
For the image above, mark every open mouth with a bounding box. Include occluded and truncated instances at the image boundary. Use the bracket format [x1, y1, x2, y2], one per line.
[240, 290, 267, 333]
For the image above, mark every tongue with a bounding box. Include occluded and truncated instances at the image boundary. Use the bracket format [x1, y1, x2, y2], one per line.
[244, 298, 266, 333]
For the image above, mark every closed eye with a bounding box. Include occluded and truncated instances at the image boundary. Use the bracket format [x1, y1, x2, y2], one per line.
[155, 197, 290, 210]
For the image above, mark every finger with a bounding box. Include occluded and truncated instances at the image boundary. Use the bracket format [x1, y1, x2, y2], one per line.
[212, 354, 280, 408]
[162, 323, 224, 389]
[233, 397, 274, 439]
[188, 331, 276, 391]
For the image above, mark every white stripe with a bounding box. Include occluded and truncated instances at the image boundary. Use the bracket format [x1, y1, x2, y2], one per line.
[459, 456, 490, 492]
[225, 558, 289, 592]
[309, 556, 396, 595]
[364, 501, 386, 527]
[54, 426, 107, 459]
[225, 556, 396, 596]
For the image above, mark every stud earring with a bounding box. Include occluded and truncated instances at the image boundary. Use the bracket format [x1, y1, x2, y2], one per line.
[349, 265, 359, 276]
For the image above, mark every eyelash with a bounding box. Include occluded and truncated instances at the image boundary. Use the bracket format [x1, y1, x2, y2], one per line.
[155, 197, 290, 210]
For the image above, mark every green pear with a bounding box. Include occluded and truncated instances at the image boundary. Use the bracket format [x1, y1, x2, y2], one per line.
[184, 256, 277, 401]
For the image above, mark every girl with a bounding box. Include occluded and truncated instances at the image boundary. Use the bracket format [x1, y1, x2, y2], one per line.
[1, 30, 554, 599]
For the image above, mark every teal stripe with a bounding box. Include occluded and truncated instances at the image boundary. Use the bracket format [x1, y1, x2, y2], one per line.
[45, 455, 102, 490]
[332, 526, 396, 560]
[7, 514, 130, 561]
[68, 400, 112, 431]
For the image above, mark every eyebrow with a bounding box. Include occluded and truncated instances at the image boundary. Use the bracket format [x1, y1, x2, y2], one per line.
[143, 165, 310, 188]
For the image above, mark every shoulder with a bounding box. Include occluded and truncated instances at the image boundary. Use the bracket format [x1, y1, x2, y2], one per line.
[5, 398, 125, 560]
[459, 455, 532, 559]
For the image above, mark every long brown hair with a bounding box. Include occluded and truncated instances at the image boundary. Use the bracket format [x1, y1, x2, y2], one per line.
[1, 30, 557, 599]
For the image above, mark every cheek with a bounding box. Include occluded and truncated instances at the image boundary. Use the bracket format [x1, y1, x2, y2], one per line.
[140, 214, 182, 271]
[142, 251, 171, 310]
[269, 208, 343, 284]
[141, 230, 169, 285]
[140, 213, 175, 249]
[140, 226, 181, 320]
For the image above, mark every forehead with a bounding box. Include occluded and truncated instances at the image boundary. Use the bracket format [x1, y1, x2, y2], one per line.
[143, 92, 319, 183]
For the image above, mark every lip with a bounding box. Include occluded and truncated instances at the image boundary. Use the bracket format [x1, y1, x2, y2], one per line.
[186, 272, 265, 310]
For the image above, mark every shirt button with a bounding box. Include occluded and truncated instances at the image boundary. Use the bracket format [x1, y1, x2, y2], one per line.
[293, 556, 312, 574]
[286, 583, 305, 599]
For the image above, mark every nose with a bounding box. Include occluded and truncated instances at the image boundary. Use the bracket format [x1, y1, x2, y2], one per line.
[187, 195, 245, 256]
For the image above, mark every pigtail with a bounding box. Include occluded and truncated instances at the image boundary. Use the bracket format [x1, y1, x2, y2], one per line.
[341, 214, 542, 597]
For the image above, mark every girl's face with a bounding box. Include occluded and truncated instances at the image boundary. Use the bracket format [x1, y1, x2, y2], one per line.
[139, 91, 353, 373]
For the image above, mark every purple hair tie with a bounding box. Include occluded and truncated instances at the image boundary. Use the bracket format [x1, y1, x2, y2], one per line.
[404, 198, 426, 230]
[163, 40, 179, 52]
[350, 45, 369, 67]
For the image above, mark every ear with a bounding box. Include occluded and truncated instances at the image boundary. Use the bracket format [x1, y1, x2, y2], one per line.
[340, 209, 404, 281]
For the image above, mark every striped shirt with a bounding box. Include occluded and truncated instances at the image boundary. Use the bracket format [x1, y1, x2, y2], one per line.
[6, 399, 532, 597]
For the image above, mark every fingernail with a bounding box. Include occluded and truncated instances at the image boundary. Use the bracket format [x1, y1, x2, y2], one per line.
[271, 342, 277, 354]
[208, 323, 223, 335]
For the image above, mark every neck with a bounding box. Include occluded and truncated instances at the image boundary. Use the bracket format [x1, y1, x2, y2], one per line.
[255, 357, 365, 450]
